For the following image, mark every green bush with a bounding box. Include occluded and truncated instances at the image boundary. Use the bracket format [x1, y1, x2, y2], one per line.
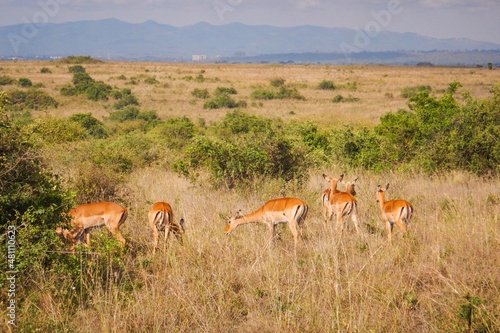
[376, 82, 499, 174]
[400, 84, 432, 98]
[28, 117, 88, 144]
[0, 106, 74, 291]
[203, 93, 246, 109]
[69, 113, 108, 138]
[179, 111, 309, 188]
[113, 89, 139, 110]
[270, 78, 286, 87]
[5, 88, 59, 111]
[40, 67, 52, 74]
[68, 65, 86, 73]
[109, 106, 140, 122]
[18, 78, 33, 87]
[191, 88, 210, 99]
[318, 80, 336, 90]
[57, 55, 103, 64]
[84, 81, 112, 101]
[148, 116, 195, 149]
[144, 76, 159, 85]
[251, 85, 305, 100]
[0, 75, 15, 85]
[61, 71, 113, 101]
[214, 86, 237, 95]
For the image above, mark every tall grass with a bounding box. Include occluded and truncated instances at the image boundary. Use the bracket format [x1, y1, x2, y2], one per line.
[6, 168, 499, 332]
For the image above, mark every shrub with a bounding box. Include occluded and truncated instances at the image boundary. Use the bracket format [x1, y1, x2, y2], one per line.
[0, 107, 74, 291]
[251, 85, 305, 100]
[215, 86, 237, 95]
[84, 80, 112, 101]
[376, 82, 500, 175]
[400, 84, 432, 98]
[113, 89, 139, 110]
[61, 71, 113, 101]
[57, 55, 103, 64]
[40, 67, 52, 74]
[148, 116, 195, 149]
[0, 75, 15, 85]
[5, 89, 59, 111]
[270, 78, 286, 87]
[180, 111, 309, 188]
[28, 117, 88, 144]
[69, 113, 108, 138]
[18, 78, 33, 87]
[109, 105, 140, 122]
[72, 163, 125, 203]
[318, 80, 336, 90]
[203, 94, 246, 109]
[144, 76, 159, 85]
[68, 65, 86, 73]
[191, 88, 210, 99]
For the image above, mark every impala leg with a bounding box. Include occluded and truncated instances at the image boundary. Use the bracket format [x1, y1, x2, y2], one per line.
[395, 219, 407, 236]
[386, 221, 393, 242]
[85, 231, 91, 246]
[152, 227, 159, 255]
[322, 206, 328, 229]
[288, 221, 299, 249]
[163, 225, 171, 252]
[108, 225, 126, 247]
[336, 214, 344, 233]
[351, 211, 360, 235]
[171, 222, 183, 244]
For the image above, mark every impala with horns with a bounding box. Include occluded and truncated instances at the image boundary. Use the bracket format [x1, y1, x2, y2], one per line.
[376, 184, 414, 242]
[322, 174, 360, 234]
[148, 201, 185, 254]
[56, 202, 128, 251]
[225, 197, 308, 252]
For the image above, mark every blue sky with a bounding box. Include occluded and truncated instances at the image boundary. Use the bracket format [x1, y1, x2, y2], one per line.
[1, 0, 499, 44]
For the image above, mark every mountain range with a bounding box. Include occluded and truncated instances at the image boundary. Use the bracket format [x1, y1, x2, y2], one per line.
[1, 19, 499, 64]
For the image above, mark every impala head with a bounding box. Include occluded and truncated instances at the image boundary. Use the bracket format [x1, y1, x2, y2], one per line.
[376, 183, 390, 202]
[225, 209, 243, 235]
[344, 177, 358, 196]
[55, 227, 78, 250]
[322, 173, 344, 189]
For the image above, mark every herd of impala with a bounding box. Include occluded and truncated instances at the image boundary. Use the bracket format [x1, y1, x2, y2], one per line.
[56, 174, 414, 253]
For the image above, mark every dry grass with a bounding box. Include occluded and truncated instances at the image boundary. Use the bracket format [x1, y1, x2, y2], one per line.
[1, 60, 499, 332]
[1, 60, 498, 127]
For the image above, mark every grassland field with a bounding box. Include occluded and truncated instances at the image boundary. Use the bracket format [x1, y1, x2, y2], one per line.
[1, 60, 499, 332]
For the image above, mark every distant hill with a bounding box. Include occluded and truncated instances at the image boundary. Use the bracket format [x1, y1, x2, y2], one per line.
[1, 19, 499, 64]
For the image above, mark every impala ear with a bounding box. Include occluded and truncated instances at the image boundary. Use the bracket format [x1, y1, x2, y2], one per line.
[376, 185, 382, 192]
[385, 183, 390, 191]
[339, 174, 344, 181]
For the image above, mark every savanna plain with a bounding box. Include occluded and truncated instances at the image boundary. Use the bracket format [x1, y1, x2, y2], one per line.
[1, 59, 499, 332]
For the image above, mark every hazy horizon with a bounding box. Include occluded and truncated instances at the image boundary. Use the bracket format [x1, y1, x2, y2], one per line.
[1, 0, 499, 44]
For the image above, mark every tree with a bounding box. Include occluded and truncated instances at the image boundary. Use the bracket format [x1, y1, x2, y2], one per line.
[0, 92, 73, 284]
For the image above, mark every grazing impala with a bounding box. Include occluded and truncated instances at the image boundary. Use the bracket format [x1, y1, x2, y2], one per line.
[225, 197, 308, 252]
[56, 202, 128, 251]
[322, 174, 360, 234]
[148, 201, 185, 254]
[376, 184, 414, 241]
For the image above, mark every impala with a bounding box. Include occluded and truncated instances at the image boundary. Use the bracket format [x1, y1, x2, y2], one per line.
[225, 197, 308, 252]
[56, 202, 128, 251]
[322, 174, 360, 234]
[376, 184, 414, 241]
[148, 201, 185, 254]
